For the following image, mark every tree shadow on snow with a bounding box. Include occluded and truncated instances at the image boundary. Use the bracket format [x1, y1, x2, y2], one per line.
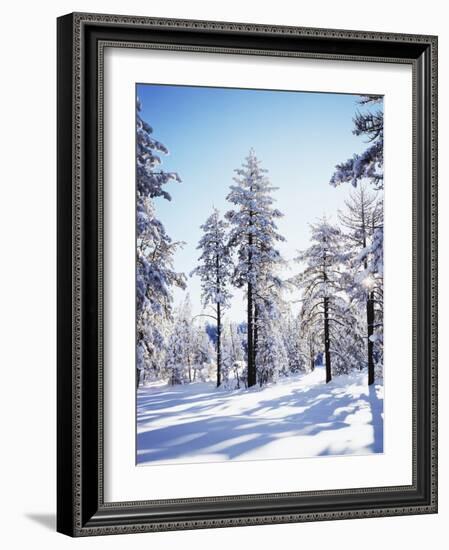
[137, 415, 277, 463]
[366, 383, 384, 453]
[137, 386, 236, 424]
[136, 378, 384, 464]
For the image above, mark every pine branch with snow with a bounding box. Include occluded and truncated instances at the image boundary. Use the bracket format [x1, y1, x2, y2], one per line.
[330, 96, 384, 190]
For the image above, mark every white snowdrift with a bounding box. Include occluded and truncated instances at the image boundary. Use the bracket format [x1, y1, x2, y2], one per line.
[137, 366, 383, 465]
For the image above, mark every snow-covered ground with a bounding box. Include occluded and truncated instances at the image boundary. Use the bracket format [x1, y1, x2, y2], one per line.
[137, 367, 383, 465]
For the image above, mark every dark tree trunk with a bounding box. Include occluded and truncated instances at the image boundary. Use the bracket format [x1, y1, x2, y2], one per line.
[136, 367, 140, 389]
[367, 214, 377, 386]
[310, 356, 315, 372]
[324, 296, 332, 383]
[361, 232, 368, 373]
[216, 301, 222, 387]
[362, 234, 375, 384]
[254, 303, 259, 385]
[247, 281, 256, 387]
[367, 291, 375, 385]
[247, 224, 256, 388]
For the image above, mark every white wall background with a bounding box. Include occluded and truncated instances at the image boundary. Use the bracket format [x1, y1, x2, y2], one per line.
[0, 1, 445, 548]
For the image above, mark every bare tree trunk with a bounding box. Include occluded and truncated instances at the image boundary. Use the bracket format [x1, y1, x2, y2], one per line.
[230, 324, 240, 389]
[254, 303, 259, 385]
[367, 214, 376, 385]
[247, 225, 256, 388]
[309, 340, 315, 372]
[324, 297, 332, 383]
[367, 291, 375, 385]
[216, 301, 222, 387]
[362, 245, 375, 383]
[247, 282, 256, 387]
[215, 250, 222, 388]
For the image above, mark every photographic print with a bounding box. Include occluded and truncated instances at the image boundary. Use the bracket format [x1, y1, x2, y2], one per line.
[136, 83, 384, 466]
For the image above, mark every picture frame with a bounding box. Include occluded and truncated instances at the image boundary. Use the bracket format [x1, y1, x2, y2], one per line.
[57, 12, 438, 536]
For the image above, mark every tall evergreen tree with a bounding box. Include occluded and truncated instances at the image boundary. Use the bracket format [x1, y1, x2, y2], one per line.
[226, 149, 285, 387]
[328, 94, 384, 384]
[165, 320, 187, 385]
[298, 305, 319, 373]
[191, 209, 233, 387]
[282, 311, 306, 374]
[165, 297, 196, 385]
[338, 185, 383, 384]
[136, 98, 185, 387]
[295, 219, 354, 383]
[256, 318, 289, 386]
[191, 325, 215, 382]
[221, 322, 246, 389]
[356, 217, 384, 380]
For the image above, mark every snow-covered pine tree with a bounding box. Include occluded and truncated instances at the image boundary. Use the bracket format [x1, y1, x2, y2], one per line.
[332, 308, 365, 375]
[356, 210, 384, 380]
[137, 307, 172, 385]
[254, 270, 287, 383]
[191, 209, 233, 387]
[220, 323, 246, 389]
[137, 197, 186, 382]
[298, 306, 319, 373]
[229, 323, 246, 374]
[136, 198, 186, 315]
[294, 218, 354, 382]
[338, 185, 384, 384]
[165, 321, 186, 385]
[193, 325, 215, 382]
[282, 311, 306, 374]
[136, 97, 182, 201]
[165, 297, 197, 384]
[330, 96, 384, 190]
[226, 149, 285, 387]
[136, 98, 185, 387]
[256, 317, 289, 386]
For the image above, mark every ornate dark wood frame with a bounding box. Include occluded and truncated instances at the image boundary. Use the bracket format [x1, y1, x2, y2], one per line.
[57, 12, 438, 537]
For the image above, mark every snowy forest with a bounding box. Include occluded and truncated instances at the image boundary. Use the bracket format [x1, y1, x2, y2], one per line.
[136, 87, 384, 465]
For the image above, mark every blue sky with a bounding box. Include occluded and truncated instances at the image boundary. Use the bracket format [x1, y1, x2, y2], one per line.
[137, 83, 382, 322]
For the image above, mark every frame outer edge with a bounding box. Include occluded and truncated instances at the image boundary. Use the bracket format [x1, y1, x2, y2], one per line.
[57, 13, 77, 537]
[71, 11, 437, 44]
[58, 12, 438, 536]
[430, 34, 438, 513]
